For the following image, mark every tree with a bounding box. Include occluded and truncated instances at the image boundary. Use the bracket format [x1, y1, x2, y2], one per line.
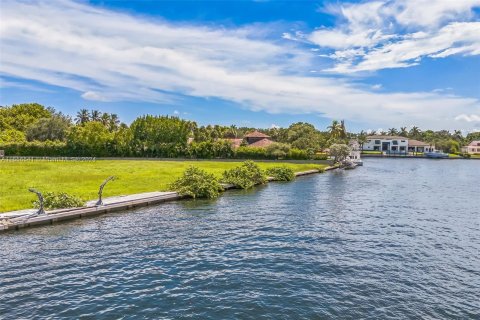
[409, 126, 421, 138]
[357, 131, 367, 150]
[388, 128, 398, 135]
[0, 128, 26, 143]
[26, 114, 72, 141]
[100, 113, 111, 126]
[90, 110, 102, 122]
[108, 114, 120, 131]
[0, 103, 52, 131]
[67, 121, 113, 156]
[399, 127, 408, 136]
[287, 122, 324, 152]
[327, 120, 342, 140]
[75, 109, 90, 125]
[329, 143, 351, 163]
[266, 142, 291, 159]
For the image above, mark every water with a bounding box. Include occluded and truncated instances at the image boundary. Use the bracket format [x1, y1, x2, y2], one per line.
[1, 159, 479, 319]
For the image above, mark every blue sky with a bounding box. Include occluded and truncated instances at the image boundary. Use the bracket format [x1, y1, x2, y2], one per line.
[1, 0, 480, 132]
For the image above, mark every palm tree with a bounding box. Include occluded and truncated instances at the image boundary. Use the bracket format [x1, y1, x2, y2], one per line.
[399, 127, 408, 137]
[109, 114, 120, 131]
[340, 120, 347, 138]
[90, 110, 102, 122]
[327, 120, 342, 139]
[229, 125, 238, 138]
[409, 126, 421, 138]
[101, 113, 111, 126]
[75, 109, 90, 124]
[358, 130, 367, 150]
[388, 128, 398, 136]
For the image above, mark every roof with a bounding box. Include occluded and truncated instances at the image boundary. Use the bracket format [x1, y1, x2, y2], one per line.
[225, 138, 243, 148]
[244, 130, 270, 138]
[248, 138, 274, 148]
[468, 140, 480, 146]
[367, 135, 408, 140]
[408, 139, 432, 146]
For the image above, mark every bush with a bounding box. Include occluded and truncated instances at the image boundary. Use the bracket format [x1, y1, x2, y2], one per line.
[266, 166, 295, 181]
[222, 161, 267, 189]
[235, 146, 268, 159]
[286, 148, 308, 160]
[169, 166, 223, 199]
[33, 192, 85, 210]
[312, 153, 328, 160]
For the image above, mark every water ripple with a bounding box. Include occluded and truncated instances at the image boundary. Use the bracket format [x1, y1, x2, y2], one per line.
[1, 159, 479, 319]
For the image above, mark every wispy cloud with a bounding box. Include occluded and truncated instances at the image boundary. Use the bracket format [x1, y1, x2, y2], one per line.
[306, 0, 480, 73]
[0, 0, 479, 130]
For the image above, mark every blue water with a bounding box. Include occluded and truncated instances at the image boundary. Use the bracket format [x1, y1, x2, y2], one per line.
[1, 159, 479, 319]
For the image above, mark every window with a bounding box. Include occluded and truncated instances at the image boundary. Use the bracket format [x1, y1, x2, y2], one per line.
[393, 140, 398, 145]
[401, 140, 406, 142]
[374, 146, 380, 151]
[400, 146, 405, 151]
[375, 140, 381, 144]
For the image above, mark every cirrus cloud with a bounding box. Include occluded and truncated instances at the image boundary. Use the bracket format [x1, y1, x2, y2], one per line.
[0, 0, 479, 130]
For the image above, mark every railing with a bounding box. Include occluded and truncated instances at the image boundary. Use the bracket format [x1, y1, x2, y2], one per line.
[1, 156, 96, 162]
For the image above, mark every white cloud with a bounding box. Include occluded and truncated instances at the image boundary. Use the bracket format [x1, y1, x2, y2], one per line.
[173, 110, 180, 115]
[81, 91, 109, 101]
[0, 0, 479, 130]
[307, 0, 480, 73]
[455, 114, 480, 122]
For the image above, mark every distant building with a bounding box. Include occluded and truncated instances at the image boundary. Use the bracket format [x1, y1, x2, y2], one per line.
[227, 130, 274, 148]
[407, 139, 435, 153]
[363, 135, 434, 154]
[348, 140, 361, 160]
[461, 141, 480, 154]
[363, 135, 409, 153]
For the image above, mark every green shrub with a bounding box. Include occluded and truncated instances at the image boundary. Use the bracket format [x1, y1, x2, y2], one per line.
[266, 166, 295, 181]
[222, 161, 267, 189]
[169, 166, 223, 199]
[33, 192, 85, 210]
[235, 146, 268, 159]
[286, 148, 308, 160]
[312, 153, 328, 160]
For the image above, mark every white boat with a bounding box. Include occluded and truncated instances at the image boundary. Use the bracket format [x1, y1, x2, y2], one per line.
[425, 151, 449, 159]
[352, 159, 363, 166]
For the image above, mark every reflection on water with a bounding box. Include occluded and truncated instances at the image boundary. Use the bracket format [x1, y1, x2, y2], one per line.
[1, 159, 479, 319]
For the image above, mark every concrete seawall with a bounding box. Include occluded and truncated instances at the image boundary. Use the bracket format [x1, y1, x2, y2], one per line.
[0, 167, 337, 233]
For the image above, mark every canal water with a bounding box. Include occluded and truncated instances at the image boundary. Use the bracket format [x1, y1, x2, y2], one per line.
[1, 159, 479, 319]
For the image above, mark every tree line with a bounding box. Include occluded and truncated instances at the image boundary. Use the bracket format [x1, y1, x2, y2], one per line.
[1, 103, 479, 157]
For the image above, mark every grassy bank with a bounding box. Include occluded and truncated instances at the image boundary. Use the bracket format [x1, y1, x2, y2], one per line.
[0, 160, 326, 212]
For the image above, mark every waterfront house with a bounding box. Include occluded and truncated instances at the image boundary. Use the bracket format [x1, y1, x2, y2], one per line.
[363, 135, 434, 154]
[461, 141, 480, 154]
[407, 139, 435, 153]
[363, 135, 409, 153]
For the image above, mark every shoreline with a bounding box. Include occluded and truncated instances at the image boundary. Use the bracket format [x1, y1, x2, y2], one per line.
[0, 166, 338, 233]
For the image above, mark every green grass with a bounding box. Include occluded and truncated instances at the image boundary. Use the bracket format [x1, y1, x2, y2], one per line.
[361, 151, 382, 154]
[0, 160, 327, 212]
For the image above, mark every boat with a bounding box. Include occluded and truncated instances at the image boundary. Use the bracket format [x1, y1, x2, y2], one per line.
[424, 151, 449, 159]
[352, 159, 363, 166]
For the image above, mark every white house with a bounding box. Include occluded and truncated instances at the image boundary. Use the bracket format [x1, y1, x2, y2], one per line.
[363, 135, 409, 153]
[461, 141, 480, 154]
[363, 135, 434, 154]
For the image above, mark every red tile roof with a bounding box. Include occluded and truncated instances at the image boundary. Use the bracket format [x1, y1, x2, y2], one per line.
[408, 139, 432, 146]
[225, 138, 243, 148]
[248, 138, 274, 148]
[244, 130, 270, 138]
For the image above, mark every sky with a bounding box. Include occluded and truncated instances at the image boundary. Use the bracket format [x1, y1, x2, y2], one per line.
[1, 0, 480, 132]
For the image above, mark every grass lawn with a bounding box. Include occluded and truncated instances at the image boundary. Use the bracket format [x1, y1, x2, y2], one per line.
[0, 160, 327, 212]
